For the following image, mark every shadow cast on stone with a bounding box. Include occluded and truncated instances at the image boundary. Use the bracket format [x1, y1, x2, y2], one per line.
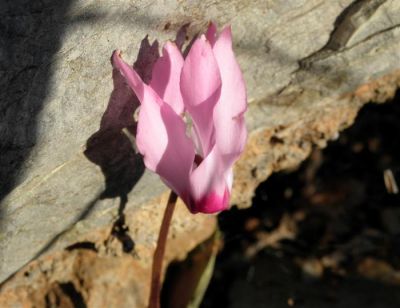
[83, 24, 195, 253]
[7, 26, 194, 276]
[1, 20, 205, 282]
[84, 34, 163, 197]
[2, 37, 161, 277]
[83, 35, 164, 252]
[106, 195, 135, 253]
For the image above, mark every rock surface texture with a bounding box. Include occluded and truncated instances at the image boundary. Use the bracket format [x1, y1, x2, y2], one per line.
[1, 0, 400, 306]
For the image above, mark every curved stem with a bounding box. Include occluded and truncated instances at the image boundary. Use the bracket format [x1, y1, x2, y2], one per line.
[148, 191, 178, 308]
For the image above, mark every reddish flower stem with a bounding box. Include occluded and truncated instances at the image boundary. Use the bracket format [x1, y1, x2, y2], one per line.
[148, 191, 178, 308]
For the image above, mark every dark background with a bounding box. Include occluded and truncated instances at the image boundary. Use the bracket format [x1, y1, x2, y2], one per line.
[202, 93, 400, 307]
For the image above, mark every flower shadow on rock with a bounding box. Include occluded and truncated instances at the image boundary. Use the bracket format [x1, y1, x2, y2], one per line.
[85, 37, 160, 200]
[84, 37, 160, 251]
[84, 26, 191, 250]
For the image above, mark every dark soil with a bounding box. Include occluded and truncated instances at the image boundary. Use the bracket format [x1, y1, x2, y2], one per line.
[202, 93, 400, 308]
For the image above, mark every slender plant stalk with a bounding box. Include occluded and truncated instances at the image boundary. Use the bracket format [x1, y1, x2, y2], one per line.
[148, 191, 178, 308]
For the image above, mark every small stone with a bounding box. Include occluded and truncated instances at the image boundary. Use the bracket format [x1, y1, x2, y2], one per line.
[287, 297, 295, 306]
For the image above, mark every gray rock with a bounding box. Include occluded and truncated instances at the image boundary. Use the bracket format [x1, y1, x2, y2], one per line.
[0, 0, 400, 305]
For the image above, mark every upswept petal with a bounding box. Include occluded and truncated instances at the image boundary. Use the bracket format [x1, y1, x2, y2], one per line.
[212, 26, 247, 166]
[112, 51, 195, 197]
[112, 50, 148, 104]
[150, 42, 185, 115]
[213, 26, 246, 116]
[189, 147, 230, 214]
[180, 36, 222, 157]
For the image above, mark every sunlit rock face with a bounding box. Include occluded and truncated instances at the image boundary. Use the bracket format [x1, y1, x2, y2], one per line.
[1, 0, 400, 306]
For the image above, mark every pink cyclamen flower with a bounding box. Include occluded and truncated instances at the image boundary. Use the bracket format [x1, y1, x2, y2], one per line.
[112, 23, 247, 214]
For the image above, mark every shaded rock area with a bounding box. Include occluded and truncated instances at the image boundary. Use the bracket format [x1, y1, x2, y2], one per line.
[202, 97, 400, 307]
[1, 0, 400, 306]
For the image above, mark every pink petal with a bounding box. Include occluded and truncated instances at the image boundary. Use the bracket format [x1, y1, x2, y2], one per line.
[205, 22, 218, 46]
[112, 50, 147, 103]
[193, 190, 230, 214]
[138, 100, 195, 196]
[225, 168, 234, 192]
[189, 147, 231, 213]
[112, 50, 195, 196]
[212, 26, 247, 166]
[180, 36, 222, 156]
[150, 42, 185, 115]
